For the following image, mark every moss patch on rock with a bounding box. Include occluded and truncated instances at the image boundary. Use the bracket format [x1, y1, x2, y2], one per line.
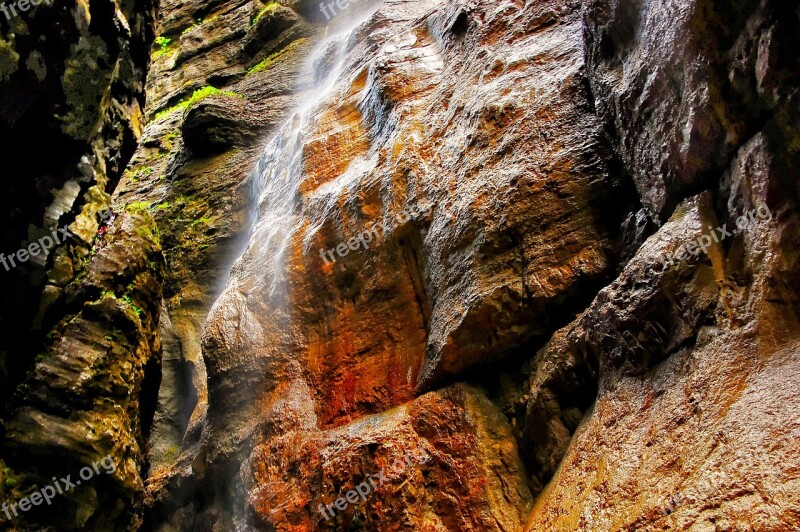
[58, 35, 113, 139]
[0, 35, 19, 83]
[154, 86, 243, 121]
[246, 37, 308, 76]
[252, 1, 281, 25]
[152, 36, 175, 59]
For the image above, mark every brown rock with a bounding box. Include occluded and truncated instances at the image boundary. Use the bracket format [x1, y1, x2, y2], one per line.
[524, 0, 800, 528]
[246, 384, 532, 531]
[584, 0, 800, 217]
[1, 210, 165, 529]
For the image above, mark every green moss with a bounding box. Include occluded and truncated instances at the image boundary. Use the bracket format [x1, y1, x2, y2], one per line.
[137, 166, 155, 178]
[125, 201, 152, 213]
[154, 86, 243, 121]
[2, 463, 19, 490]
[181, 15, 217, 36]
[155, 36, 172, 49]
[121, 295, 143, 317]
[247, 38, 307, 76]
[137, 224, 158, 241]
[102, 290, 142, 316]
[156, 37, 171, 48]
[163, 130, 180, 150]
[152, 35, 176, 59]
[164, 444, 181, 460]
[145, 150, 167, 163]
[252, 1, 280, 25]
[190, 217, 212, 228]
[0, 35, 19, 83]
[181, 18, 203, 36]
[128, 166, 155, 183]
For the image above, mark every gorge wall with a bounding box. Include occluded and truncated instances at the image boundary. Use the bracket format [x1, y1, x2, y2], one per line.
[0, 0, 159, 528]
[0, 0, 798, 530]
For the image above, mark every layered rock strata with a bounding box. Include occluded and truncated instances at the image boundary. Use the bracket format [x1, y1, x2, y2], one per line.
[0, 0, 157, 528]
[1, 0, 797, 530]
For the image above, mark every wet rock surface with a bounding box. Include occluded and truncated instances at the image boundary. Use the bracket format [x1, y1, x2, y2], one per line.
[188, 0, 799, 529]
[1, 210, 165, 529]
[0, 0, 797, 530]
[584, 0, 800, 218]
[151, 0, 799, 529]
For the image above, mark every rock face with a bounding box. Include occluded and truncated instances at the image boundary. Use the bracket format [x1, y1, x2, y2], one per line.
[523, 1, 800, 528]
[192, 0, 797, 529]
[584, 0, 800, 219]
[1, 0, 798, 530]
[1, 210, 164, 530]
[0, 0, 155, 396]
[248, 384, 532, 530]
[0, 0, 157, 529]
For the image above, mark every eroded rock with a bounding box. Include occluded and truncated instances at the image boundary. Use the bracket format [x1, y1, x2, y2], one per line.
[1, 210, 165, 530]
[247, 384, 532, 531]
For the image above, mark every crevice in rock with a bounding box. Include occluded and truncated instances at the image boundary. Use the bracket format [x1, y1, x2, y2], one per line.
[140, 350, 163, 441]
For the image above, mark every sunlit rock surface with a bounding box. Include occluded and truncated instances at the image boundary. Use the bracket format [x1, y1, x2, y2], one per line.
[193, 0, 798, 529]
[1, 0, 797, 529]
[197, 0, 632, 526]
[205, 0, 625, 441]
[1, 210, 165, 529]
[522, 0, 800, 528]
[248, 384, 532, 530]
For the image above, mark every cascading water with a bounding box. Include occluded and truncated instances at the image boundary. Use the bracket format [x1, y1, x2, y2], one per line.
[240, 8, 381, 298]
[206, 4, 386, 528]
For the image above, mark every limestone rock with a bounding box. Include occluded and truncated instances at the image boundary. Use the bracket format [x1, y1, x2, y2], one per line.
[1, 210, 165, 530]
[246, 384, 532, 531]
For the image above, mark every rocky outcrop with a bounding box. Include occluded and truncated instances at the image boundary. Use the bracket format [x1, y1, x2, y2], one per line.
[2, 0, 798, 529]
[133, 0, 799, 529]
[248, 384, 532, 530]
[584, 0, 800, 219]
[0, 209, 164, 529]
[109, 0, 331, 527]
[0, 0, 155, 399]
[521, 0, 800, 529]
[0, 0, 157, 528]
[199, 0, 632, 528]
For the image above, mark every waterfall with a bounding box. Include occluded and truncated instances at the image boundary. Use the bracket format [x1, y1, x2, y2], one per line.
[206, 4, 386, 528]
[242, 9, 381, 298]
